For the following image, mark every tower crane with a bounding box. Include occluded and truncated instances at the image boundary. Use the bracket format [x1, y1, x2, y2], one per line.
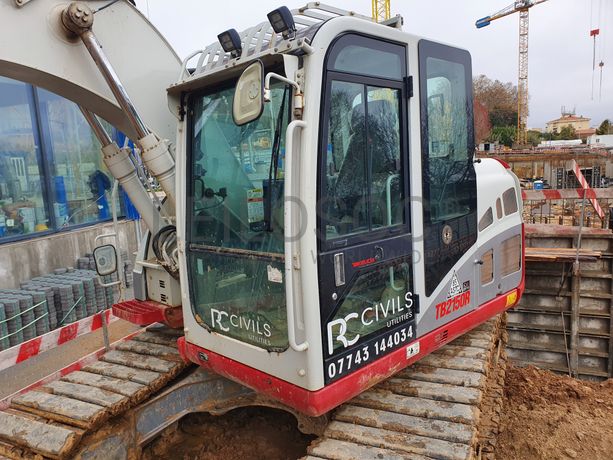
[372, 0, 390, 22]
[476, 0, 549, 146]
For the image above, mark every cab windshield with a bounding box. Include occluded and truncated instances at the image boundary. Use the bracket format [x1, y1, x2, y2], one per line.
[187, 79, 291, 351]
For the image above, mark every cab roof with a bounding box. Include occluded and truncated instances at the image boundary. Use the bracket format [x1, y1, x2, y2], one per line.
[168, 3, 402, 95]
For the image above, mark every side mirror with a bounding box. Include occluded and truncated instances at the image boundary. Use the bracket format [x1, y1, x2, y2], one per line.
[233, 60, 264, 126]
[93, 244, 118, 277]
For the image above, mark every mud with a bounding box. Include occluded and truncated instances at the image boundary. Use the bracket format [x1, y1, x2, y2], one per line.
[474, 337, 507, 459]
[495, 365, 613, 460]
[142, 407, 315, 460]
[142, 359, 613, 460]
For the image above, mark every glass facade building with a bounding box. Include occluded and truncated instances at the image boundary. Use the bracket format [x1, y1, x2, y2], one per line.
[0, 76, 127, 243]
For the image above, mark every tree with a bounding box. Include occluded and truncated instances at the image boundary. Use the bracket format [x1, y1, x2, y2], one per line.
[473, 98, 491, 144]
[489, 126, 516, 147]
[557, 125, 577, 140]
[473, 75, 521, 131]
[489, 108, 517, 127]
[596, 119, 613, 135]
[526, 130, 542, 147]
[473, 75, 518, 113]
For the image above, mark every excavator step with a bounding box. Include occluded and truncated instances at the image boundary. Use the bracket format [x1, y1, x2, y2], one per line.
[306, 437, 430, 460]
[323, 421, 471, 460]
[114, 340, 181, 359]
[83, 361, 162, 385]
[130, 330, 181, 347]
[42, 381, 127, 414]
[334, 405, 476, 444]
[396, 365, 486, 388]
[112, 299, 183, 328]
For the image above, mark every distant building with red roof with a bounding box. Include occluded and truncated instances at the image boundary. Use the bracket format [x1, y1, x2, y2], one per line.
[576, 127, 597, 140]
[545, 113, 591, 134]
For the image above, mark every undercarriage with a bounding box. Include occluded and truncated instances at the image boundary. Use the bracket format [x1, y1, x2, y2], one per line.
[0, 316, 507, 460]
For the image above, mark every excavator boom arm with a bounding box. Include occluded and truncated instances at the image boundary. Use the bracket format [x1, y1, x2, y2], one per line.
[0, 0, 181, 142]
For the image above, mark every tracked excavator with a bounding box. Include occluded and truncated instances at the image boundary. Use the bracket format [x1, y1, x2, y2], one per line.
[0, 1, 524, 458]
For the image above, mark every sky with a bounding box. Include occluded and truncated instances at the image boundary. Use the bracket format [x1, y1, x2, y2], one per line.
[137, 0, 612, 129]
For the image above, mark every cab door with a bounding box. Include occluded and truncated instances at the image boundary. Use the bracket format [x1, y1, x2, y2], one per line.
[317, 34, 417, 384]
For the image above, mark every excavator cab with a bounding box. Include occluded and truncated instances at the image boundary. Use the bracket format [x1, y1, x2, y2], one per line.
[172, 5, 525, 415]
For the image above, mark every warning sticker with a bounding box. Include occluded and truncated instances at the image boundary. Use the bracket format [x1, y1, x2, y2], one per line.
[406, 341, 420, 359]
[267, 265, 283, 283]
[447, 271, 463, 299]
[247, 188, 264, 223]
[436, 272, 472, 320]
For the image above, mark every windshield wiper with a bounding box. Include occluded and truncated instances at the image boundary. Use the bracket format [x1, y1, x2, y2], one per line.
[265, 85, 289, 232]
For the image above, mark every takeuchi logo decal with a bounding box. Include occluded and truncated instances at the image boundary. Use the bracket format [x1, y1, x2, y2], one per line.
[435, 272, 471, 320]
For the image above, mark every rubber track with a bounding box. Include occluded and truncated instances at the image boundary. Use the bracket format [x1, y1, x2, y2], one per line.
[306, 316, 507, 460]
[0, 326, 187, 460]
[0, 318, 507, 460]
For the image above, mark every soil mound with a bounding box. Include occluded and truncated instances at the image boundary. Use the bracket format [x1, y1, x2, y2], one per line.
[495, 365, 613, 460]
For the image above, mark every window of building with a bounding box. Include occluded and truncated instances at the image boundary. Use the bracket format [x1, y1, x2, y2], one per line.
[0, 77, 48, 239]
[0, 76, 128, 244]
[37, 89, 119, 229]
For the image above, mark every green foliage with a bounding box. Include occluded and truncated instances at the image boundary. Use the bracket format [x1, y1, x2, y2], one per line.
[472, 75, 518, 114]
[596, 119, 612, 135]
[489, 108, 517, 128]
[542, 125, 579, 141]
[557, 125, 577, 140]
[526, 130, 542, 146]
[488, 126, 516, 147]
[473, 75, 520, 141]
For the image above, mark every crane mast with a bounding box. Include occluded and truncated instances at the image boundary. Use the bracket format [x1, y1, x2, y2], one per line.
[476, 0, 549, 146]
[372, 0, 390, 22]
[518, 8, 529, 145]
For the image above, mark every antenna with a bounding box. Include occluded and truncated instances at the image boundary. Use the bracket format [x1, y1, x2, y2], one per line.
[599, 61, 605, 101]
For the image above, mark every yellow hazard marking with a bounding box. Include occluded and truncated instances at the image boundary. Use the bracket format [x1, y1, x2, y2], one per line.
[505, 290, 518, 307]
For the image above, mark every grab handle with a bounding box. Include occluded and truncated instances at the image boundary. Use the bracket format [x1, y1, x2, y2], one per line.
[284, 120, 308, 352]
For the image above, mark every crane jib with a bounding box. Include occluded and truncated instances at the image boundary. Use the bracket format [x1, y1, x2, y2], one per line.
[475, 16, 491, 28]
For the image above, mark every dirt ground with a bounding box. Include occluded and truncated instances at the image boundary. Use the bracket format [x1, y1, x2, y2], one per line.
[495, 365, 613, 460]
[143, 364, 613, 460]
[142, 407, 315, 460]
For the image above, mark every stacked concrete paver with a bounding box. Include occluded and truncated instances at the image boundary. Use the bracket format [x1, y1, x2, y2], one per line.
[0, 267, 116, 351]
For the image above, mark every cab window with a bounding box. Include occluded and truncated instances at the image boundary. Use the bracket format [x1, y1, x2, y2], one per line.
[418, 40, 477, 296]
[321, 34, 407, 246]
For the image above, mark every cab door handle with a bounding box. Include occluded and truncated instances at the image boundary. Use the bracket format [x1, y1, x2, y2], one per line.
[334, 253, 345, 287]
